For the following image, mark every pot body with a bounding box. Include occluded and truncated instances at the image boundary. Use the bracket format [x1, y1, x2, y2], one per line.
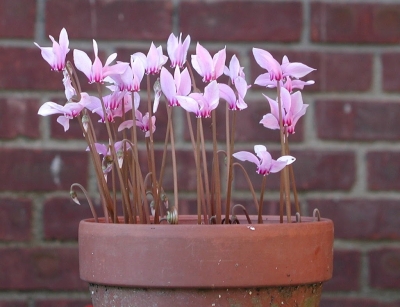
[79, 215, 334, 307]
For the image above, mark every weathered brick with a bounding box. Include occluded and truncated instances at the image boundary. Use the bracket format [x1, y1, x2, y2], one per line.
[0, 0, 35, 38]
[180, 2, 302, 42]
[316, 100, 400, 141]
[0, 247, 87, 290]
[0, 198, 32, 241]
[307, 199, 400, 240]
[43, 197, 99, 241]
[0, 149, 88, 192]
[35, 299, 92, 307]
[323, 250, 361, 292]
[367, 151, 400, 191]
[46, 0, 172, 40]
[382, 52, 400, 92]
[251, 50, 372, 92]
[234, 150, 355, 191]
[0, 47, 62, 91]
[311, 3, 400, 44]
[0, 98, 40, 139]
[369, 248, 400, 290]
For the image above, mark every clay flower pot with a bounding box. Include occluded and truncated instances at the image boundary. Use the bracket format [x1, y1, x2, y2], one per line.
[79, 215, 333, 307]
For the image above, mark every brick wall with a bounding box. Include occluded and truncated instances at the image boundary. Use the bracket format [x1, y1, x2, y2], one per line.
[1, 0, 400, 306]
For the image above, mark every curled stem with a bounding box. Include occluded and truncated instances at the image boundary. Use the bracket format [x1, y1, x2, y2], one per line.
[70, 183, 98, 223]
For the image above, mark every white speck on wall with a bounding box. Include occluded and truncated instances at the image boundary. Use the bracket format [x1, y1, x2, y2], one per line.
[50, 154, 63, 186]
[343, 103, 352, 114]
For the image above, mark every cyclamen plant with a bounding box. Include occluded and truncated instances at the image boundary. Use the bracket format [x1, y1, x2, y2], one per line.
[35, 28, 314, 225]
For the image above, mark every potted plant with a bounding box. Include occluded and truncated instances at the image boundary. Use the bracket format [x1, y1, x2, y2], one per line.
[35, 28, 333, 307]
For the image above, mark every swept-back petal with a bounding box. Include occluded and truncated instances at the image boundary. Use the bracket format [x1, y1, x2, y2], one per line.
[269, 160, 288, 173]
[118, 119, 134, 131]
[179, 68, 191, 96]
[277, 155, 296, 165]
[283, 62, 315, 79]
[176, 95, 199, 114]
[232, 151, 259, 166]
[260, 113, 280, 130]
[204, 80, 219, 111]
[213, 47, 226, 79]
[218, 83, 236, 109]
[160, 67, 176, 104]
[56, 116, 70, 132]
[195, 43, 213, 79]
[290, 91, 304, 115]
[105, 53, 118, 67]
[73, 49, 92, 80]
[38, 102, 64, 116]
[254, 73, 275, 87]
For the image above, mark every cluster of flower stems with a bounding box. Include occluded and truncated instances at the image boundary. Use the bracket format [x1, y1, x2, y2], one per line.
[36, 30, 314, 225]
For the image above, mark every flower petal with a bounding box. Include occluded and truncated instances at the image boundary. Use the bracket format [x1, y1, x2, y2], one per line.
[73, 49, 92, 80]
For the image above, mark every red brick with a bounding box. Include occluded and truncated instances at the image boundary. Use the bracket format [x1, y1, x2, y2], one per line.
[0, 98, 40, 139]
[251, 51, 372, 92]
[369, 248, 400, 290]
[0, 302, 28, 307]
[0, 247, 87, 290]
[316, 100, 400, 141]
[234, 150, 355, 191]
[0, 0, 35, 38]
[382, 53, 400, 92]
[44, 197, 98, 241]
[323, 250, 361, 292]
[0, 149, 88, 192]
[180, 2, 302, 42]
[307, 199, 400, 240]
[311, 3, 400, 44]
[320, 298, 386, 307]
[0, 198, 32, 241]
[367, 151, 400, 191]
[0, 47, 62, 91]
[46, 0, 172, 40]
[35, 299, 92, 307]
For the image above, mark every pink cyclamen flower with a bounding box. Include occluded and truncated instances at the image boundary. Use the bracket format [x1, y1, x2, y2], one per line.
[176, 80, 219, 118]
[218, 76, 249, 111]
[191, 43, 226, 82]
[87, 92, 138, 123]
[254, 53, 315, 89]
[34, 28, 69, 71]
[233, 145, 295, 176]
[37, 92, 93, 131]
[108, 56, 145, 92]
[224, 55, 245, 84]
[132, 42, 168, 75]
[160, 66, 191, 108]
[118, 106, 155, 138]
[260, 87, 308, 135]
[252, 48, 282, 81]
[73, 40, 129, 83]
[283, 76, 315, 93]
[167, 33, 191, 68]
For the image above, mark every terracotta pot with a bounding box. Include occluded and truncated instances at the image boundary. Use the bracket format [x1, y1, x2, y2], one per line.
[79, 215, 334, 307]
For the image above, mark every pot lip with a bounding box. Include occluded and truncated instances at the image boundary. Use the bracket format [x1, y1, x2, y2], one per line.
[80, 214, 332, 227]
